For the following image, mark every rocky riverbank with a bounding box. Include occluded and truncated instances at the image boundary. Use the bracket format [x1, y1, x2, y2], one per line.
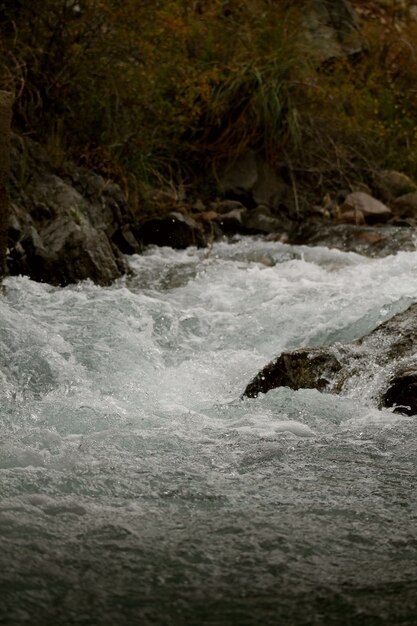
[3, 123, 417, 423]
[6, 134, 417, 287]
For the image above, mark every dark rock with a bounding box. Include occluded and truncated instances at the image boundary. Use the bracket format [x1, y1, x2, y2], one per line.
[382, 367, 417, 416]
[66, 168, 142, 254]
[242, 302, 417, 414]
[242, 205, 289, 235]
[392, 192, 417, 219]
[243, 348, 343, 398]
[7, 135, 138, 285]
[16, 217, 122, 286]
[373, 170, 417, 203]
[211, 200, 246, 215]
[290, 220, 417, 257]
[302, 0, 365, 63]
[219, 152, 296, 215]
[216, 208, 246, 234]
[138, 212, 206, 249]
[0, 91, 13, 278]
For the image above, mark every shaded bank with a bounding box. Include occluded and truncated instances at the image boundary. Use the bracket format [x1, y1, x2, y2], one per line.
[0, 90, 13, 278]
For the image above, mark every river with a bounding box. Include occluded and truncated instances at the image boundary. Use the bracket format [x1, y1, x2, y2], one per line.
[1, 237, 417, 625]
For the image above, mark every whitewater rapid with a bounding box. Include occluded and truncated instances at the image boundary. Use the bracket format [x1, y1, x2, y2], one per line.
[1, 237, 416, 625]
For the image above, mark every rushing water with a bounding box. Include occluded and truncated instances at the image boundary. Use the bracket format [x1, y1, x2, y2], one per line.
[1, 237, 417, 625]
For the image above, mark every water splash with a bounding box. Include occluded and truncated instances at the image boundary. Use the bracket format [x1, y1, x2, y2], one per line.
[1, 238, 417, 624]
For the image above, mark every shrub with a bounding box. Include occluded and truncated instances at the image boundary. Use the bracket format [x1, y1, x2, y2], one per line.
[2, 0, 417, 202]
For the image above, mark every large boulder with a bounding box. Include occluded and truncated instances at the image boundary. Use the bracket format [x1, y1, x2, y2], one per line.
[339, 191, 392, 224]
[7, 136, 138, 286]
[37, 217, 122, 286]
[242, 302, 417, 415]
[65, 167, 142, 255]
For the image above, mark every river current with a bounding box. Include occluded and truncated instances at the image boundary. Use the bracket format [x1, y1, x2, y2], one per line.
[1, 237, 417, 625]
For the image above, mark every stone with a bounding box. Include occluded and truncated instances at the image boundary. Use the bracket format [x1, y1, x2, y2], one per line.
[382, 367, 417, 416]
[211, 199, 246, 215]
[242, 205, 288, 235]
[392, 192, 417, 219]
[216, 208, 246, 234]
[340, 191, 391, 224]
[22, 217, 122, 286]
[290, 220, 417, 257]
[137, 212, 206, 249]
[242, 302, 417, 415]
[7, 135, 140, 285]
[218, 152, 294, 214]
[373, 169, 417, 202]
[67, 168, 142, 254]
[243, 348, 343, 398]
[194, 210, 219, 223]
[301, 0, 365, 63]
[334, 209, 365, 225]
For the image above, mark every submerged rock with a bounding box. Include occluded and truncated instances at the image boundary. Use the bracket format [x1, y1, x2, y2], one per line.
[243, 348, 343, 398]
[382, 367, 417, 416]
[242, 302, 417, 415]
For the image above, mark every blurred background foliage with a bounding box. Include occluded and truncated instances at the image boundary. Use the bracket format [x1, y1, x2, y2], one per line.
[1, 0, 417, 200]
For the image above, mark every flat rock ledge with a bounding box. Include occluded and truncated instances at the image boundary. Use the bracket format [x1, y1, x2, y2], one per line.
[242, 303, 417, 416]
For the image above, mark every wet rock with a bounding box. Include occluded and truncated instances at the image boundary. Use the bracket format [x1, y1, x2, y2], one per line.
[290, 220, 417, 257]
[16, 217, 122, 286]
[242, 302, 417, 414]
[241, 205, 289, 235]
[382, 367, 417, 416]
[243, 348, 343, 398]
[66, 168, 142, 254]
[7, 135, 137, 285]
[137, 212, 206, 249]
[340, 192, 391, 224]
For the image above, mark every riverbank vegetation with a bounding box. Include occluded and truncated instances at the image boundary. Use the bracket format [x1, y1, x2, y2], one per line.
[1, 0, 417, 203]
